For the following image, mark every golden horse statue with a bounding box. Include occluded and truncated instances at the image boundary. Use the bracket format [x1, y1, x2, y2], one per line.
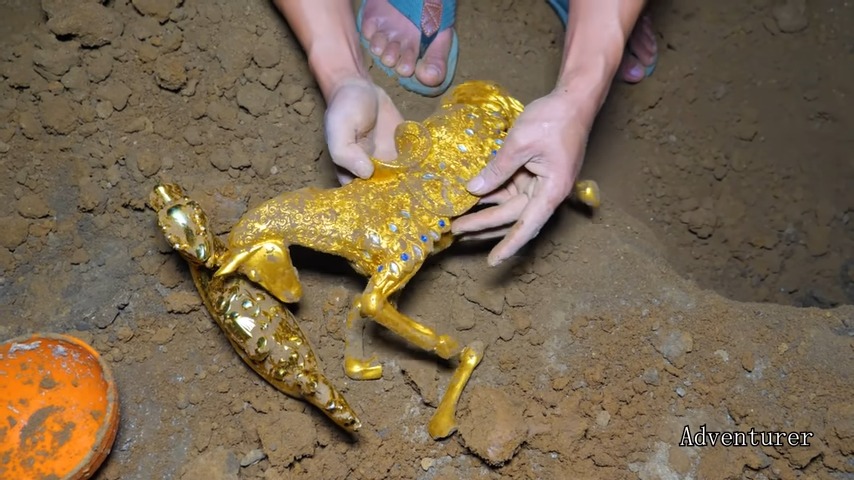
[150, 81, 599, 438]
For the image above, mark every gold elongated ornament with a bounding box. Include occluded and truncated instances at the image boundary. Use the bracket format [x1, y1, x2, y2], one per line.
[149, 81, 600, 438]
[149, 184, 362, 431]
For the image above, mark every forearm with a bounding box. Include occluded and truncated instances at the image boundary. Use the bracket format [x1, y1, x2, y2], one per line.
[555, 0, 647, 115]
[272, 0, 368, 99]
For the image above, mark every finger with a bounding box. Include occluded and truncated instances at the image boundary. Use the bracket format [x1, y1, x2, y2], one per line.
[477, 188, 514, 205]
[487, 179, 566, 266]
[336, 167, 356, 186]
[451, 194, 527, 235]
[466, 132, 531, 195]
[456, 226, 511, 243]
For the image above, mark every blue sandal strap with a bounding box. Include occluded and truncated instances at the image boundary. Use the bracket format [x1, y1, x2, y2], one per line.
[388, 0, 456, 56]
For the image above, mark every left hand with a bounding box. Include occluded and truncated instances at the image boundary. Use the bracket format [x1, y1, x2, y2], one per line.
[451, 89, 594, 266]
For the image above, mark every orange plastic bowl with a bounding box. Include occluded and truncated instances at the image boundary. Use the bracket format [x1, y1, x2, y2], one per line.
[0, 333, 120, 479]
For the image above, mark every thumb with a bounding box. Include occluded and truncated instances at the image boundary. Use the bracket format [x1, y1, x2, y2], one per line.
[325, 112, 374, 179]
[466, 137, 528, 195]
[329, 142, 374, 179]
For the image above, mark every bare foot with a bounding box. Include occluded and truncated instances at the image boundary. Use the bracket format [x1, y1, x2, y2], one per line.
[359, 0, 455, 87]
[618, 13, 658, 83]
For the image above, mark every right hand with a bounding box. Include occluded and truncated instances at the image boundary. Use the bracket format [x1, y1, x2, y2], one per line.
[324, 77, 403, 185]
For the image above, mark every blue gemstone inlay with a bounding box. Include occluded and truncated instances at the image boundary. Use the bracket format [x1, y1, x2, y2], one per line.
[420, 235, 428, 242]
[491, 150, 497, 156]
[377, 265, 384, 272]
[401, 253, 409, 261]
[438, 220, 446, 228]
[495, 139, 504, 145]
[389, 223, 398, 232]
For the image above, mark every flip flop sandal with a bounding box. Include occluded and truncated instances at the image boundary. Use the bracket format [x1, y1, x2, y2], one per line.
[356, 0, 459, 97]
[545, 0, 658, 78]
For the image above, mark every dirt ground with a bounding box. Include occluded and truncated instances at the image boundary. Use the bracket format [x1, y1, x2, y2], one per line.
[1, 0, 852, 479]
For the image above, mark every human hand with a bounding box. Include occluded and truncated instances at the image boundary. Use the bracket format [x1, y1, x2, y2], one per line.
[451, 90, 593, 266]
[324, 77, 404, 185]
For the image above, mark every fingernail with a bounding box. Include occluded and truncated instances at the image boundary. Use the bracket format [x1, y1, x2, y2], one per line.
[487, 255, 503, 267]
[629, 64, 643, 79]
[467, 176, 484, 194]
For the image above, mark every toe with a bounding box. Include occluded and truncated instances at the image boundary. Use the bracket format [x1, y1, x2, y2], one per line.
[619, 54, 646, 84]
[414, 29, 453, 87]
[396, 42, 418, 77]
[369, 31, 388, 57]
[381, 41, 402, 68]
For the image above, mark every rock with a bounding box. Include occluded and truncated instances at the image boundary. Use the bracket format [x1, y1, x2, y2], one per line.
[772, 0, 808, 33]
[642, 368, 660, 386]
[4, 57, 37, 89]
[155, 55, 187, 91]
[180, 447, 239, 480]
[77, 181, 105, 212]
[258, 69, 282, 91]
[653, 330, 694, 368]
[595, 410, 611, 428]
[680, 207, 717, 239]
[132, 0, 182, 23]
[454, 309, 476, 331]
[164, 290, 202, 314]
[251, 152, 275, 178]
[44, 2, 124, 47]
[39, 95, 78, 135]
[214, 30, 254, 82]
[463, 283, 504, 315]
[95, 81, 132, 111]
[209, 148, 231, 171]
[17, 194, 51, 219]
[127, 16, 160, 41]
[239, 449, 266, 467]
[61, 66, 90, 102]
[281, 84, 304, 105]
[86, 52, 113, 83]
[124, 116, 153, 134]
[151, 327, 174, 345]
[505, 286, 526, 307]
[228, 142, 250, 169]
[183, 126, 203, 146]
[257, 412, 317, 467]
[33, 44, 80, 80]
[134, 150, 162, 177]
[292, 99, 315, 117]
[400, 358, 439, 406]
[459, 386, 527, 466]
[236, 82, 271, 116]
[252, 34, 280, 68]
[0, 216, 29, 250]
[207, 100, 238, 130]
[17, 110, 44, 139]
